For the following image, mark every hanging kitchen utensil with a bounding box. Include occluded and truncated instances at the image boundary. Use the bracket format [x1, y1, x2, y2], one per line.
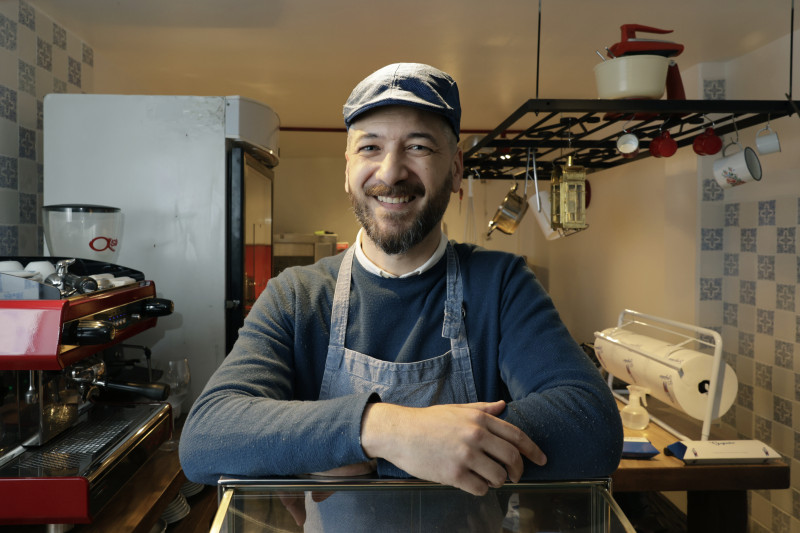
[486, 182, 529, 238]
[551, 155, 588, 231]
[463, 170, 477, 243]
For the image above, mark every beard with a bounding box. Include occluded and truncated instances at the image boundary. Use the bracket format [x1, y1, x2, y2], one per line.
[350, 172, 454, 256]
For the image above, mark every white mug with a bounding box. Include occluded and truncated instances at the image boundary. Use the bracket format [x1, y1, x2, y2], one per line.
[616, 132, 639, 156]
[755, 125, 781, 155]
[0, 260, 24, 272]
[24, 261, 56, 280]
[713, 142, 762, 189]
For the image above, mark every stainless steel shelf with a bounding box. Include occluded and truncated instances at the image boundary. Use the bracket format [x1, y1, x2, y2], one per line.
[463, 99, 797, 179]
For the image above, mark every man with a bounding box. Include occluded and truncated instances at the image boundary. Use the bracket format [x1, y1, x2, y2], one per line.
[180, 64, 622, 499]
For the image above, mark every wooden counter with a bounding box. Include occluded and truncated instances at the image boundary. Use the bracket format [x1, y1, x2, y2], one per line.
[611, 400, 790, 533]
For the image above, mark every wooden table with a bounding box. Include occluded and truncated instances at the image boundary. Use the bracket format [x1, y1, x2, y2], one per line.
[611, 400, 790, 533]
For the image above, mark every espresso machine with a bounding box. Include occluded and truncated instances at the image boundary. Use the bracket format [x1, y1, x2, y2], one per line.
[0, 257, 174, 526]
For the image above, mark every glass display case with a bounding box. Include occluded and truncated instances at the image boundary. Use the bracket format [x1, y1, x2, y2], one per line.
[210, 477, 635, 533]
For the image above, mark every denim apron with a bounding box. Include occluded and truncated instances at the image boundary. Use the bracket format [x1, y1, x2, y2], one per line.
[303, 244, 505, 532]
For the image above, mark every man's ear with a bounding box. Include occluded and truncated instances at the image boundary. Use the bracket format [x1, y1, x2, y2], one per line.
[344, 152, 351, 194]
[451, 148, 464, 193]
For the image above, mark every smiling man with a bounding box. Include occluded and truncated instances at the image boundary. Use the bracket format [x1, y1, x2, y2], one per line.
[180, 63, 622, 508]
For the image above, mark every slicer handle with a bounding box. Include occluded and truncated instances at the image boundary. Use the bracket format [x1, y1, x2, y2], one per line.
[620, 24, 674, 40]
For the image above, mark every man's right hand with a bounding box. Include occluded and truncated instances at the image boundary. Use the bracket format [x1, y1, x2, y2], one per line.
[359, 400, 546, 496]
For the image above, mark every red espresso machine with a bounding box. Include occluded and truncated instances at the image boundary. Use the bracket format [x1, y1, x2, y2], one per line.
[0, 258, 173, 525]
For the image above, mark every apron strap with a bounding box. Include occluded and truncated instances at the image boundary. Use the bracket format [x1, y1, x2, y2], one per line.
[328, 245, 356, 349]
[441, 243, 463, 340]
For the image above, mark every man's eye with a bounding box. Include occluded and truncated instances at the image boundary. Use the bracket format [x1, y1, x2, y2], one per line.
[357, 145, 379, 153]
[408, 144, 433, 153]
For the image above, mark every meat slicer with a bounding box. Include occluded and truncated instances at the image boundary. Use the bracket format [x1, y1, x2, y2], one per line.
[608, 23, 686, 100]
[0, 257, 174, 526]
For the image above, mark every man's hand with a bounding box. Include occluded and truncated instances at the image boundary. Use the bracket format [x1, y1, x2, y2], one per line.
[360, 400, 546, 496]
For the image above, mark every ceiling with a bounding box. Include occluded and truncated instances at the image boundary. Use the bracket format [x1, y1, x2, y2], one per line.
[27, 0, 798, 158]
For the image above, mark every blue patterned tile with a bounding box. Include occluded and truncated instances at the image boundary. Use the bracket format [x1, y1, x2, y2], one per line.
[82, 42, 93, 67]
[775, 340, 793, 369]
[725, 203, 740, 226]
[53, 78, 66, 94]
[793, 426, 800, 456]
[723, 302, 738, 326]
[724, 253, 739, 276]
[774, 396, 792, 427]
[18, 126, 35, 160]
[755, 415, 772, 442]
[759, 200, 777, 226]
[757, 309, 775, 335]
[740, 280, 756, 305]
[738, 383, 754, 409]
[703, 79, 726, 100]
[18, 59, 35, 96]
[0, 85, 16, 121]
[741, 228, 757, 252]
[18, 192, 35, 224]
[702, 178, 724, 201]
[36, 99, 42, 130]
[796, 374, 800, 402]
[53, 22, 66, 50]
[36, 36, 52, 71]
[18, 1, 35, 32]
[739, 331, 755, 357]
[68, 56, 81, 88]
[702, 228, 724, 250]
[777, 227, 796, 253]
[700, 277, 722, 300]
[756, 362, 773, 388]
[0, 225, 18, 254]
[36, 162, 42, 193]
[797, 315, 800, 343]
[772, 505, 791, 533]
[777, 284, 796, 311]
[0, 155, 17, 189]
[758, 255, 775, 280]
[0, 12, 17, 51]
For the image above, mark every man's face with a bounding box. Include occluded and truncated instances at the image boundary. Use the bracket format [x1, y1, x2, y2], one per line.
[345, 106, 463, 255]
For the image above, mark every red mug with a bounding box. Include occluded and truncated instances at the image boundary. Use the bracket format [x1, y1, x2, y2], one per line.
[693, 127, 722, 156]
[649, 137, 662, 158]
[655, 131, 677, 157]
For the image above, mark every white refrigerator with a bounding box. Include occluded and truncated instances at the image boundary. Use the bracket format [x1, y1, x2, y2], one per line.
[43, 94, 280, 405]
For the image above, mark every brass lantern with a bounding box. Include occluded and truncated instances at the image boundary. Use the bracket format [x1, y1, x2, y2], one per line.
[550, 156, 587, 231]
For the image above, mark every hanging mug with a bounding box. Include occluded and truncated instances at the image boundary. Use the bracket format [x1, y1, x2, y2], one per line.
[712, 142, 762, 188]
[650, 130, 677, 158]
[617, 131, 639, 159]
[693, 127, 722, 156]
[755, 125, 781, 155]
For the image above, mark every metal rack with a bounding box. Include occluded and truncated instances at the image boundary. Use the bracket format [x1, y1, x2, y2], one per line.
[462, 98, 798, 179]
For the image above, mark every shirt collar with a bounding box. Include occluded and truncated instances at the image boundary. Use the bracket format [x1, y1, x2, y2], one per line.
[354, 228, 448, 278]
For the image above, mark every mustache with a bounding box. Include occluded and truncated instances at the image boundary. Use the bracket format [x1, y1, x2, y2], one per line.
[364, 183, 426, 197]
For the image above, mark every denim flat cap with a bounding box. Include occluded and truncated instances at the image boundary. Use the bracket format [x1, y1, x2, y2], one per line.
[343, 63, 461, 136]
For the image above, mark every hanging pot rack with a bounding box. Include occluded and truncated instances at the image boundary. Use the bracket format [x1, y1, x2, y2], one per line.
[462, 98, 797, 180]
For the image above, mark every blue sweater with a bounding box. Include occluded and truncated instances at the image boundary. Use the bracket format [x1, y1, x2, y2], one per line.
[179, 242, 623, 485]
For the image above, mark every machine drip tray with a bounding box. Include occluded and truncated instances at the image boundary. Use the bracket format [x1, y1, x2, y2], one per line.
[0, 402, 172, 524]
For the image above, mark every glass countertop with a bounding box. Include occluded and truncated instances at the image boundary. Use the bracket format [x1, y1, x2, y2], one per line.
[210, 477, 635, 533]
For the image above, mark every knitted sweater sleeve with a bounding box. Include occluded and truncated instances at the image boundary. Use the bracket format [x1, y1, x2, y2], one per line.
[179, 263, 375, 485]
[490, 256, 623, 479]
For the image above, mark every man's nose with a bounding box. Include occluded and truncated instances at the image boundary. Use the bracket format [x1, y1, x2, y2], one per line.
[375, 149, 408, 185]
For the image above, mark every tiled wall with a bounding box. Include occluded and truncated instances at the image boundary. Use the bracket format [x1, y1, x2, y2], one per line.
[700, 178, 800, 532]
[0, 0, 93, 255]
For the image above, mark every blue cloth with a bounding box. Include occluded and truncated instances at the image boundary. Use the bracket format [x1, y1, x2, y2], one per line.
[179, 242, 623, 485]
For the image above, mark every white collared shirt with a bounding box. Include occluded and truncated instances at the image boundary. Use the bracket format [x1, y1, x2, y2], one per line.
[353, 228, 448, 278]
